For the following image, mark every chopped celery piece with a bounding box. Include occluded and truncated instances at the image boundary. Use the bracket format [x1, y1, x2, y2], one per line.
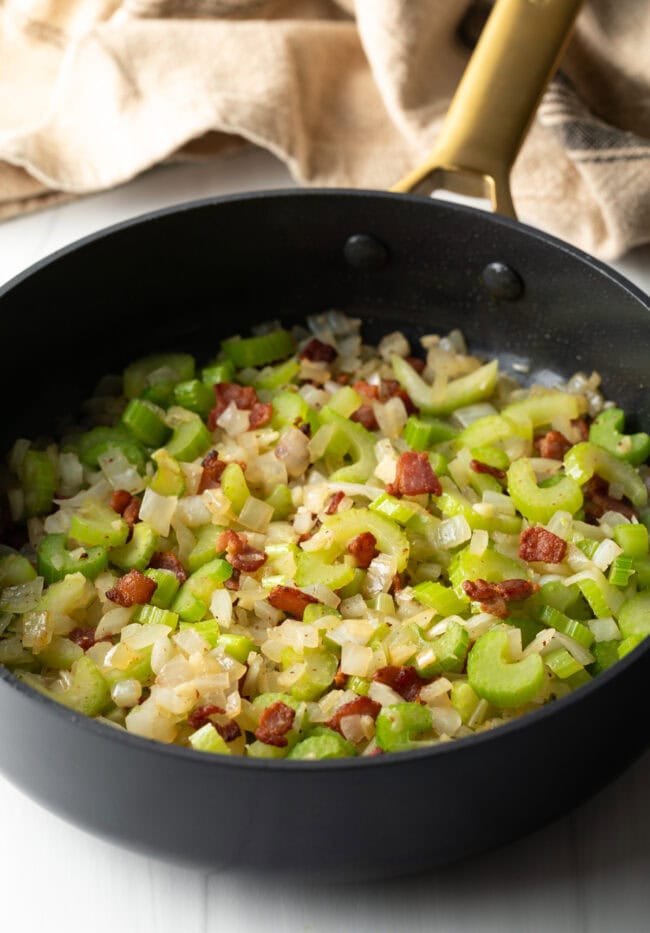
[20, 450, 57, 518]
[222, 329, 295, 368]
[564, 442, 647, 509]
[102, 646, 153, 687]
[121, 399, 170, 447]
[455, 414, 531, 452]
[589, 408, 650, 466]
[140, 382, 175, 407]
[172, 558, 232, 622]
[507, 457, 583, 524]
[201, 361, 235, 387]
[217, 633, 255, 663]
[289, 648, 338, 701]
[608, 555, 635, 588]
[415, 620, 469, 677]
[189, 723, 231, 755]
[36, 636, 83, 671]
[220, 462, 249, 513]
[508, 614, 542, 649]
[73, 426, 146, 472]
[368, 593, 395, 614]
[545, 648, 583, 680]
[392, 356, 499, 417]
[254, 358, 300, 391]
[0, 553, 37, 588]
[590, 640, 619, 675]
[319, 407, 376, 483]
[468, 629, 545, 708]
[124, 353, 195, 399]
[327, 386, 363, 418]
[265, 483, 293, 521]
[165, 417, 212, 462]
[109, 522, 159, 572]
[38, 572, 95, 615]
[370, 492, 419, 526]
[25, 656, 110, 716]
[448, 546, 529, 595]
[577, 538, 599, 560]
[451, 681, 482, 725]
[322, 507, 409, 572]
[37, 533, 108, 583]
[618, 634, 646, 658]
[271, 390, 317, 432]
[467, 470, 501, 497]
[633, 555, 650, 589]
[348, 676, 370, 696]
[189, 524, 225, 573]
[613, 523, 649, 558]
[540, 606, 594, 648]
[251, 691, 303, 715]
[288, 729, 356, 760]
[150, 449, 186, 497]
[470, 445, 510, 471]
[404, 415, 458, 451]
[69, 499, 128, 549]
[337, 568, 366, 599]
[412, 580, 468, 616]
[618, 591, 650, 638]
[133, 604, 179, 630]
[173, 380, 214, 419]
[576, 577, 621, 620]
[144, 568, 180, 608]
[179, 619, 221, 647]
[502, 391, 583, 427]
[303, 603, 341, 624]
[437, 477, 522, 534]
[375, 702, 432, 752]
[247, 740, 291, 759]
[538, 580, 588, 618]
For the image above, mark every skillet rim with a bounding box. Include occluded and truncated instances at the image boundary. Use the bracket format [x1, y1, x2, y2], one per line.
[0, 187, 648, 772]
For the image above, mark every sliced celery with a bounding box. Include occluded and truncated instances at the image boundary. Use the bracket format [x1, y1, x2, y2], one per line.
[467, 629, 544, 708]
[173, 380, 214, 419]
[507, 457, 583, 524]
[564, 442, 647, 509]
[20, 450, 57, 518]
[288, 729, 356, 760]
[375, 702, 432, 752]
[69, 499, 129, 549]
[412, 580, 468, 616]
[322, 507, 409, 572]
[589, 408, 650, 466]
[123, 353, 195, 399]
[37, 533, 108, 584]
[144, 568, 180, 608]
[109, 522, 159, 572]
[189, 723, 231, 755]
[392, 356, 498, 417]
[222, 329, 295, 368]
[220, 462, 249, 513]
[165, 417, 211, 463]
[121, 398, 170, 447]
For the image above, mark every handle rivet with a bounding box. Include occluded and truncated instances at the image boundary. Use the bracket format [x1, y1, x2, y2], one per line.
[343, 234, 389, 271]
[481, 262, 523, 300]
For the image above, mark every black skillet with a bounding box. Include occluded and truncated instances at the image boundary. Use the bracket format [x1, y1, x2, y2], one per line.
[0, 0, 648, 880]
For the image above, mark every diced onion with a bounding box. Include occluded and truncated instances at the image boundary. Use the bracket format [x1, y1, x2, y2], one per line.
[238, 496, 274, 533]
[111, 679, 142, 708]
[174, 495, 211, 527]
[430, 706, 462, 737]
[372, 397, 407, 440]
[95, 606, 136, 639]
[98, 449, 144, 495]
[368, 681, 404, 707]
[140, 488, 177, 536]
[210, 589, 233, 626]
[588, 617, 621, 642]
[434, 515, 472, 550]
[592, 538, 623, 571]
[452, 403, 497, 428]
[469, 529, 489, 556]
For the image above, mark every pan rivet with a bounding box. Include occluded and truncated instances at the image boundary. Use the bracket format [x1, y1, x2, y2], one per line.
[343, 234, 389, 271]
[481, 262, 523, 300]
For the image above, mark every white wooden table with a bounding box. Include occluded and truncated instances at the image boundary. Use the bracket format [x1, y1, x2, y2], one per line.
[1, 149, 649, 933]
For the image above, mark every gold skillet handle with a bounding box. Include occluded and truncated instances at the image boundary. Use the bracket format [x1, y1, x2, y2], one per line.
[392, 0, 583, 218]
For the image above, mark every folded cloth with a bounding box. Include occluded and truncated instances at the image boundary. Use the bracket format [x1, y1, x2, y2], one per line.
[0, 0, 648, 259]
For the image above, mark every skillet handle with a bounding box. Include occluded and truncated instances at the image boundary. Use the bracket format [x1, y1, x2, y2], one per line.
[392, 0, 582, 218]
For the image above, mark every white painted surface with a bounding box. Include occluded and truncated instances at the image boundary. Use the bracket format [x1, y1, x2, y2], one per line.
[1, 148, 649, 933]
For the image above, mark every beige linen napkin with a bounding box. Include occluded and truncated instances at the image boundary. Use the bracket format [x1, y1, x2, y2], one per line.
[0, 0, 648, 259]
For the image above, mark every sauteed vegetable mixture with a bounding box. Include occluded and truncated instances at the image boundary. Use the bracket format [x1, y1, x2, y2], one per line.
[1, 313, 649, 759]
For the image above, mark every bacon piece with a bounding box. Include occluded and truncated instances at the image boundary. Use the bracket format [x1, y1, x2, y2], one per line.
[335, 373, 350, 385]
[110, 490, 132, 514]
[188, 704, 225, 730]
[198, 451, 228, 492]
[106, 569, 157, 607]
[327, 696, 381, 735]
[149, 551, 188, 584]
[519, 526, 567, 564]
[300, 338, 337, 363]
[353, 380, 380, 400]
[68, 627, 111, 652]
[583, 474, 637, 522]
[389, 572, 406, 595]
[208, 382, 258, 429]
[122, 497, 140, 528]
[333, 667, 347, 689]
[255, 700, 296, 747]
[215, 720, 242, 743]
[297, 420, 312, 437]
[268, 585, 318, 619]
[379, 379, 417, 414]
[325, 490, 345, 515]
[216, 529, 246, 556]
[224, 569, 241, 591]
[387, 451, 442, 497]
[347, 532, 378, 569]
[372, 665, 427, 702]
[216, 529, 267, 574]
[405, 356, 426, 374]
[249, 401, 272, 429]
[534, 430, 572, 460]
[462, 577, 539, 617]
[572, 418, 590, 441]
[350, 403, 378, 431]
[470, 459, 506, 480]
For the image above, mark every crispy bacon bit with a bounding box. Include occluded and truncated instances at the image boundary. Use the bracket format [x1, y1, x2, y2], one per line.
[372, 665, 427, 702]
[572, 418, 590, 441]
[347, 532, 378, 569]
[255, 701, 296, 747]
[350, 403, 378, 431]
[335, 373, 350, 385]
[470, 459, 506, 480]
[333, 667, 347, 689]
[208, 382, 258, 429]
[387, 451, 442, 497]
[519, 526, 567, 564]
[462, 577, 539, 618]
[583, 474, 637, 522]
[300, 338, 337, 363]
[405, 355, 426, 374]
[224, 569, 241, 591]
[198, 451, 228, 492]
[106, 569, 157, 607]
[297, 421, 312, 437]
[110, 490, 132, 514]
[216, 529, 266, 573]
[149, 551, 188, 584]
[249, 401, 273, 429]
[389, 572, 406, 595]
[325, 490, 345, 515]
[327, 696, 381, 735]
[353, 380, 380, 400]
[380, 379, 417, 414]
[188, 704, 225, 730]
[534, 430, 572, 460]
[122, 497, 140, 528]
[215, 720, 242, 743]
[268, 585, 318, 619]
[68, 627, 111, 651]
